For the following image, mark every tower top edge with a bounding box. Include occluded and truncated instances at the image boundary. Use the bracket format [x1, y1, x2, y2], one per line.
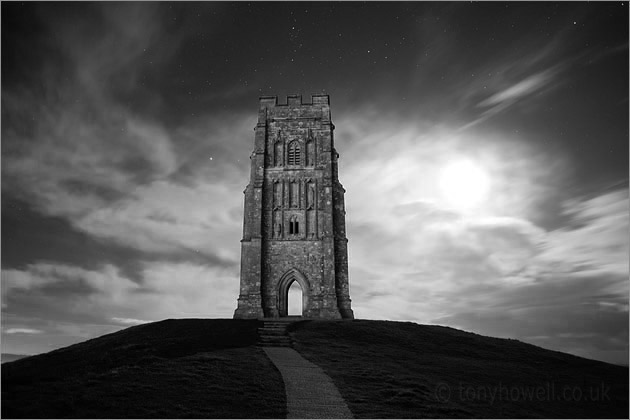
[259, 94, 330, 107]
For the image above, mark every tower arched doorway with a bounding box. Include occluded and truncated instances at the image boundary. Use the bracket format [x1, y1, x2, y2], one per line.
[287, 282, 303, 316]
[277, 268, 309, 317]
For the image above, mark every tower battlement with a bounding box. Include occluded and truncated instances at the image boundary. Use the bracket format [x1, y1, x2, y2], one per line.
[258, 94, 332, 125]
[259, 94, 330, 108]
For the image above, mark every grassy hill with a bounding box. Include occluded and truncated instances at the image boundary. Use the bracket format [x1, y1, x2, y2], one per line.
[2, 319, 628, 418]
[1, 319, 285, 418]
[290, 320, 628, 418]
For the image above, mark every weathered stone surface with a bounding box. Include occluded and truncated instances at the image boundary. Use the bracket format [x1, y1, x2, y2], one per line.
[234, 94, 354, 319]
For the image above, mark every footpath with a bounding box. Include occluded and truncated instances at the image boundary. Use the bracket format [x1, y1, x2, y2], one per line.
[263, 347, 354, 419]
[258, 319, 353, 419]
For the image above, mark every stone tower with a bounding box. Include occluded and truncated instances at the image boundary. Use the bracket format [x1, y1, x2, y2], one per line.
[234, 94, 354, 319]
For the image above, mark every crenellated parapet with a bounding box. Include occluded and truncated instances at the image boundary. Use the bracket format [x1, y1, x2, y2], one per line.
[258, 95, 333, 126]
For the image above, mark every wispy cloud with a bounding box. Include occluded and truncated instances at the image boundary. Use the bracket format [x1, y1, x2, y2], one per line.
[334, 110, 627, 364]
[2, 4, 181, 218]
[459, 64, 563, 131]
[1, 3, 264, 355]
[2, 260, 239, 353]
[347, 187, 628, 364]
[457, 40, 629, 132]
[2, 261, 238, 318]
[75, 178, 243, 261]
[111, 317, 151, 326]
[1, 4, 253, 264]
[4, 328, 43, 335]
[479, 66, 561, 108]
[336, 111, 569, 224]
[539, 189, 629, 279]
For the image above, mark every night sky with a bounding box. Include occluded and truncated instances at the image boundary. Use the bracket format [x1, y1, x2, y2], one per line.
[2, 2, 628, 365]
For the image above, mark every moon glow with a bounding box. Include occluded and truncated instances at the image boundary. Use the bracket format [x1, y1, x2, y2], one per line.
[439, 159, 491, 210]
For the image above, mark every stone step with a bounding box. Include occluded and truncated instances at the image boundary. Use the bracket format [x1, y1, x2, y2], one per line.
[260, 317, 302, 321]
[258, 330, 287, 336]
[258, 337, 291, 343]
[257, 343, 293, 348]
[258, 343, 292, 348]
[258, 342, 292, 348]
[259, 330, 290, 336]
[257, 319, 295, 348]
[258, 336, 292, 341]
[258, 333, 287, 337]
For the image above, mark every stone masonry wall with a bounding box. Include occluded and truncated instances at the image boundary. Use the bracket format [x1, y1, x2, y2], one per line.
[234, 94, 354, 319]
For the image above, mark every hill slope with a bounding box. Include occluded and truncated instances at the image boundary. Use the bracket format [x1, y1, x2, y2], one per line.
[1, 319, 285, 418]
[290, 320, 629, 418]
[2, 319, 628, 418]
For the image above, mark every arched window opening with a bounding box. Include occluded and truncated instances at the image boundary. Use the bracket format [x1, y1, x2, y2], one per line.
[287, 281, 303, 316]
[289, 215, 300, 235]
[287, 141, 301, 165]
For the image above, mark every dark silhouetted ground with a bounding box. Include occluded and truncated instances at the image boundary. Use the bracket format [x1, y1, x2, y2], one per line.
[290, 320, 629, 418]
[2, 319, 628, 418]
[1, 319, 285, 418]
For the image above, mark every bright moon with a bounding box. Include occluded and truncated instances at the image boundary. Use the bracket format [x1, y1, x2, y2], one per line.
[439, 159, 491, 210]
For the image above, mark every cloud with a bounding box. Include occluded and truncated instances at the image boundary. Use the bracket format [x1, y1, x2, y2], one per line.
[456, 39, 628, 132]
[111, 317, 151, 325]
[4, 328, 43, 335]
[2, 105, 178, 215]
[434, 292, 628, 365]
[2, 260, 239, 354]
[2, 3, 182, 218]
[478, 66, 561, 108]
[0, 3, 257, 355]
[1, 2, 255, 264]
[336, 111, 570, 224]
[460, 64, 563, 130]
[138, 261, 238, 318]
[336, 112, 562, 306]
[332, 111, 627, 363]
[538, 189, 629, 278]
[1, 263, 139, 314]
[75, 179, 243, 261]
[431, 265, 628, 364]
[3, 102, 252, 263]
[349, 186, 628, 364]
[2, 261, 238, 319]
[348, 212, 546, 320]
